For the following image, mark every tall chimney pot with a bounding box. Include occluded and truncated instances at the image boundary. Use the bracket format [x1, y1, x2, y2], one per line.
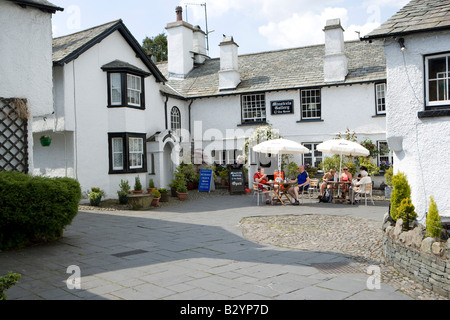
[176, 6, 183, 22]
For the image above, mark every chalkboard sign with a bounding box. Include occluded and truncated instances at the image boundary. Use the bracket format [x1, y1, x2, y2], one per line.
[271, 100, 294, 115]
[229, 169, 245, 194]
[198, 169, 214, 192]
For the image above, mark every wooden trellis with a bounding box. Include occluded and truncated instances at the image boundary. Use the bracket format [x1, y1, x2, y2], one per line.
[0, 98, 29, 174]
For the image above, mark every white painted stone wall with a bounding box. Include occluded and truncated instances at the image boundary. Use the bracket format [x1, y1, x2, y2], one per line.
[0, 1, 55, 173]
[383, 31, 450, 223]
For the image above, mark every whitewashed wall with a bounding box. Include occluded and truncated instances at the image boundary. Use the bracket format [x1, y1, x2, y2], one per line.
[383, 31, 450, 222]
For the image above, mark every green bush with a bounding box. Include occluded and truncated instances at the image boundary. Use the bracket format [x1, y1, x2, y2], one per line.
[390, 172, 411, 222]
[0, 272, 21, 300]
[0, 171, 81, 250]
[396, 198, 417, 231]
[426, 196, 442, 239]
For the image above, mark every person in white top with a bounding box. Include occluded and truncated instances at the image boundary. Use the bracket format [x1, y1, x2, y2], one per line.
[349, 167, 372, 204]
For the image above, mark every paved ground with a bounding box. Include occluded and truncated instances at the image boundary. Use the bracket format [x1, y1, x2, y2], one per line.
[0, 193, 413, 301]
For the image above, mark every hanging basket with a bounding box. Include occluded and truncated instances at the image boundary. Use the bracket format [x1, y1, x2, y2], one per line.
[40, 136, 52, 147]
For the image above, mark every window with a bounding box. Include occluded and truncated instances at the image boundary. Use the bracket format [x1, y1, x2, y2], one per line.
[242, 94, 266, 123]
[425, 54, 450, 108]
[171, 107, 181, 134]
[108, 133, 147, 174]
[106, 72, 146, 109]
[212, 149, 240, 165]
[375, 83, 386, 115]
[301, 89, 321, 120]
[303, 143, 323, 168]
[377, 141, 393, 171]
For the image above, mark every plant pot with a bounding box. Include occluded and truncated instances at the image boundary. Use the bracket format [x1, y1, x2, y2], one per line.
[132, 190, 143, 194]
[160, 192, 169, 202]
[220, 179, 228, 186]
[40, 136, 52, 147]
[89, 196, 102, 207]
[147, 187, 157, 194]
[171, 188, 178, 197]
[151, 197, 160, 207]
[118, 193, 129, 204]
[177, 192, 188, 201]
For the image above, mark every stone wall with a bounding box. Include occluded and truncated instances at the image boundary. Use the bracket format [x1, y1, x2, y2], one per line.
[383, 218, 450, 299]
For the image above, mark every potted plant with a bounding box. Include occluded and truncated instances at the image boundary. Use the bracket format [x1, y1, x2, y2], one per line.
[218, 168, 229, 186]
[147, 179, 157, 194]
[88, 187, 105, 206]
[151, 189, 161, 207]
[169, 171, 185, 197]
[40, 135, 52, 147]
[132, 176, 143, 194]
[176, 184, 188, 201]
[117, 179, 131, 204]
[158, 188, 169, 202]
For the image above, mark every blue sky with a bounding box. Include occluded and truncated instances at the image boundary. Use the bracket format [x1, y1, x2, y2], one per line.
[51, 0, 409, 58]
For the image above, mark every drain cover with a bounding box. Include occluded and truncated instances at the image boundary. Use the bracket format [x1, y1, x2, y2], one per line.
[112, 249, 148, 258]
[311, 261, 364, 274]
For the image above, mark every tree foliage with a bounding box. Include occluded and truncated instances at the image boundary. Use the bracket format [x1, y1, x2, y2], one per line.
[142, 33, 168, 62]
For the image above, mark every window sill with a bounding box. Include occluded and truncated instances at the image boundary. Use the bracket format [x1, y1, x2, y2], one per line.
[418, 109, 450, 119]
[237, 121, 268, 127]
[108, 105, 145, 110]
[372, 114, 386, 118]
[296, 119, 324, 123]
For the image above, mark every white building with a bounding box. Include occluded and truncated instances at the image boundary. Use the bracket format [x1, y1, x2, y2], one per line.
[363, 0, 450, 222]
[0, 0, 62, 174]
[31, 6, 392, 199]
[159, 8, 389, 182]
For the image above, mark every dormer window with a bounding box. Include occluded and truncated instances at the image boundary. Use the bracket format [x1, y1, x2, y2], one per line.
[102, 60, 150, 109]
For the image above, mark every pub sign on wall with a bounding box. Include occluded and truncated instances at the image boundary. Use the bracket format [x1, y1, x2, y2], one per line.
[271, 100, 294, 115]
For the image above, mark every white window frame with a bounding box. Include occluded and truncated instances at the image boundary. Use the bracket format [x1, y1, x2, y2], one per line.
[375, 83, 386, 115]
[301, 89, 321, 120]
[110, 73, 122, 106]
[303, 143, 323, 168]
[425, 53, 450, 108]
[129, 137, 144, 169]
[377, 141, 393, 171]
[242, 94, 266, 123]
[171, 107, 181, 135]
[112, 137, 124, 170]
[127, 74, 142, 106]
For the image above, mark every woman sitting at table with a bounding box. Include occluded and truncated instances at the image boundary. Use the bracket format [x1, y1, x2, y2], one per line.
[319, 169, 336, 198]
[254, 167, 271, 205]
[340, 167, 353, 200]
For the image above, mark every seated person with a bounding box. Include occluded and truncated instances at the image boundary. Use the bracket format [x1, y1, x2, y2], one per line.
[350, 169, 371, 204]
[254, 167, 271, 204]
[319, 169, 336, 197]
[340, 167, 352, 199]
[287, 165, 310, 206]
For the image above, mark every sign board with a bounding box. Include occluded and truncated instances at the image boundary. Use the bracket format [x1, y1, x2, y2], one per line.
[198, 169, 214, 192]
[229, 169, 245, 194]
[271, 100, 294, 115]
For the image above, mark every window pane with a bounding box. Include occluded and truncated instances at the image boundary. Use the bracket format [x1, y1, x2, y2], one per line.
[111, 73, 122, 105]
[242, 94, 266, 123]
[301, 90, 321, 119]
[129, 137, 143, 169]
[112, 138, 123, 170]
[127, 74, 141, 106]
[376, 83, 386, 114]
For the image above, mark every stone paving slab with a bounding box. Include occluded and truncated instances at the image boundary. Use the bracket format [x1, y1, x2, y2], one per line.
[0, 194, 413, 301]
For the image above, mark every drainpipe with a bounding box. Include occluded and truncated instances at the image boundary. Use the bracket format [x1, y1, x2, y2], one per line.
[188, 99, 194, 135]
[164, 94, 169, 130]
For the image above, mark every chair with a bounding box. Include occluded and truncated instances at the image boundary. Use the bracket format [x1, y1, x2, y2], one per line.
[355, 182, 374, 206]
[298, 179, 319, 204]
[252, 182, 271, 206]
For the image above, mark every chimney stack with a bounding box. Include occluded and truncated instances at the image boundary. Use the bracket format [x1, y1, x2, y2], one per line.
[219, 35, 240, 91]
[323, 18, 348, 83]
[176, 6, 183, 21]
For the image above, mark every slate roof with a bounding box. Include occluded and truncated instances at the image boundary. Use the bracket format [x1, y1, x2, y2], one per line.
[53, 20, 166, 82]
[363, 0, 450, 39]
[157, 40, 386, 99]
[7, 0, 63, 13]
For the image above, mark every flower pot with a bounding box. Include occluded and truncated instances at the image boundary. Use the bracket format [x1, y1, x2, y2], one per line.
[118, 193, 129, 204]
[147, 187, 157, 194]
[40, 136, 52, 147]
[151, 197, 161, 207]
[171, 188, 178, 197]
[89, 196, 102, 207]
[177, 192, 188, 201]
[132, 190, 143, 194]
[160, 192, 169, 202]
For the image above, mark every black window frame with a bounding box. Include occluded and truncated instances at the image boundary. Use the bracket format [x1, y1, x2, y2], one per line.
[108, 132, 147, 174]
[105, 71, 147, 110]
[300, 88, 322, 121]
[240, 93, 267, 125]
[374, 81, 387, 116]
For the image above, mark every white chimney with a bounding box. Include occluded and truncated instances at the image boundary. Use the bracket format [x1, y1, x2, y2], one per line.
[323, 18, 348, 83]
[219, 36, 240, 91]
[166, 6, 194, 79]
[193, 26, 207, 65]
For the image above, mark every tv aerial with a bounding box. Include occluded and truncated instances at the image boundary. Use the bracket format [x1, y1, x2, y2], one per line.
[183, 2, 214, 54]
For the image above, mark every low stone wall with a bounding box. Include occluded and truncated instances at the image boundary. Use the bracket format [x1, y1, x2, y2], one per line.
[383, 217, 450, 299]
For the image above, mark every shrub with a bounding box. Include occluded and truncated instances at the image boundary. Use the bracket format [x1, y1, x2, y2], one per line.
[134, 176, 142, 191]
[148, 179, 155, 188]
[151, 189, 161, 198]
[390, 172, 411, 222]
[0, 171, 81, 250]
[426, 196, 442, 239]
[396, 198, 417, 231]
[0, 272, 21, 300]
[384, 167, 393, 187]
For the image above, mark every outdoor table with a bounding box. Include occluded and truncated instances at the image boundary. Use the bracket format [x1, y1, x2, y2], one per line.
[266, 180, 296, 205]
[326, 181, 351, 203]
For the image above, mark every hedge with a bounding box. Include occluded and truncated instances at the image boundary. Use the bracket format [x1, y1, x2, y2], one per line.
[0, 171, 81, 250]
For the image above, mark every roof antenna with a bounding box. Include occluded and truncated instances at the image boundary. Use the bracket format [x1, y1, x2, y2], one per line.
[183, 2, 212, 55]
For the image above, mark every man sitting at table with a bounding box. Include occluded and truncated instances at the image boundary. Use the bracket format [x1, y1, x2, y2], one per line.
[287, 165, 310, 206]
[254, 167, 271, 205]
